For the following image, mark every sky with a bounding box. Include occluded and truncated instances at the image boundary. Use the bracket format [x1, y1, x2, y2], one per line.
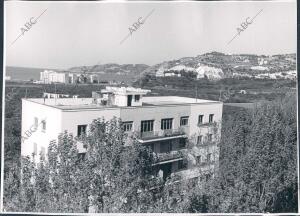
[5, 1, 297, 69]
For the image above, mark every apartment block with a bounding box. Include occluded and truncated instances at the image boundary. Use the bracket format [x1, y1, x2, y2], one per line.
[21, 86, 223, 181]
[40, 70, 101, 84]
[40, 70, 69, 84]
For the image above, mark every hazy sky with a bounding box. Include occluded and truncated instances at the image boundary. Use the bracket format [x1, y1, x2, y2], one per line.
[5, 1, 296, 69]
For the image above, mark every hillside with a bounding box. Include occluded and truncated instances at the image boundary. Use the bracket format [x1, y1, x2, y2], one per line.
[6, 52, 296, 82]
[141, 52, 296, 80]
[67, 63, 149, 76]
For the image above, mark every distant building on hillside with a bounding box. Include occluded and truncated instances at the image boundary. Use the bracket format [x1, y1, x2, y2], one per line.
[155, 68, 166, 77]
[251, 66, 269, 71]
[164, 71, 182, 77]
[258, 57, 268, 65]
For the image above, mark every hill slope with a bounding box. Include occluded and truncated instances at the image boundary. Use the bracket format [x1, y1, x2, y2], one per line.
[140, 52, 296, 80]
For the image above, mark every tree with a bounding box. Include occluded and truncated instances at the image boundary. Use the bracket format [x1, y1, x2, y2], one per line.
[184, 93, 298, 213]
[4, 118, 159, 213]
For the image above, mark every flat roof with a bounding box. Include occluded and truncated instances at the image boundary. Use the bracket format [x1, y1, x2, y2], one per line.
[142, 96, 217, 106]
[23, 96, 222, 110]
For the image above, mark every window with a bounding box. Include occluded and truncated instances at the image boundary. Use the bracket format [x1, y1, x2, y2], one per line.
[178, 160, 188, 170]
[127, 95, 132, 107]
[209, 114, 214, 123]
[33, 143, 37, 156]
[134, 95, 140, 102]
[179, 138, 186, 148]
[206, 153, 212, 162]
[208, 134, 213, 142]
[141, 120, 154, 133]
[123, 121, 133, 132]
[196, 156, 201, 164]
[198, 115, 204, 124]
[205, 173, 212, 181]
[77, 125, 87, 137]
[160, 140, 172, 153]
[197, 135, 203, 145]
[149, 143, 155, 152]
[34, 117, 38, 128]
[190, 177, 199, 188]
[78, 153, 86, 160]
[180, 116, 189, 126]
[161, 118, 173, 130]
[41, 120, 46, 132]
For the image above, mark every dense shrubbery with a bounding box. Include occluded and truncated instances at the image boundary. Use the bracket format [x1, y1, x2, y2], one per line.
[181, 93, 298, 212]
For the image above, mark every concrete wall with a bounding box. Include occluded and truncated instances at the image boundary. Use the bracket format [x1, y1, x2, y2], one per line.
[114, 95, 127, 107]
[114, 94, 143, 107]
[21, 102, 122, 159]
[60, 108, 121, 136]
[189, 103, 223, 143]
[120, 104, 191, 132]
[21, 100, 62, 160]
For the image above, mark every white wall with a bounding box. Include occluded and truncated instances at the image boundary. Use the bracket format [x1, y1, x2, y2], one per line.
[21, 100, 62, 161]
[114, 95, 127, 107]
[189, 103, 223, 142]
[120, 104, 191, 132]
[60, 108, 121, 136]
[114, 94, 143, 107]
[22, 101, 122, 159]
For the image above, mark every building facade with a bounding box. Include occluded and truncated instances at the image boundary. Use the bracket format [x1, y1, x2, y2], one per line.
[21, 86, 223, 181]
[40, 70, 101, 84]
[40, 70, 69, 84]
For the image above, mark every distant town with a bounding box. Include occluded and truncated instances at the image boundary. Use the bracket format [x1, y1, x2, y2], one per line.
[5, 52, 297, 86]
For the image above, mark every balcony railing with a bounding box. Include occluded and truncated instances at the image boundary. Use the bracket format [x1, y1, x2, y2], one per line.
[138, 128, 186, 141]
[197, 140, 217, 147]
[197, 122, 216, 127]
[153, 150, 184, 164]
[198, 160, 215, 166]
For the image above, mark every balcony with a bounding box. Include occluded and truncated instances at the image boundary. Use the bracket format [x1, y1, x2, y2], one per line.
[198, 161, 215, 166]
[197, 121, 216, 127]
[179, 125, 189, 134]
[197, 140, 217, 147]
[153, 150, 184, 165]
[138, 129, 187, 143]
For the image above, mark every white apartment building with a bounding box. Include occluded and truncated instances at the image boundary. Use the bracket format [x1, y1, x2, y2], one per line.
[40, 70, 69, 84]
[21, 86, 223, 181]
[40, 70, 101, 84]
